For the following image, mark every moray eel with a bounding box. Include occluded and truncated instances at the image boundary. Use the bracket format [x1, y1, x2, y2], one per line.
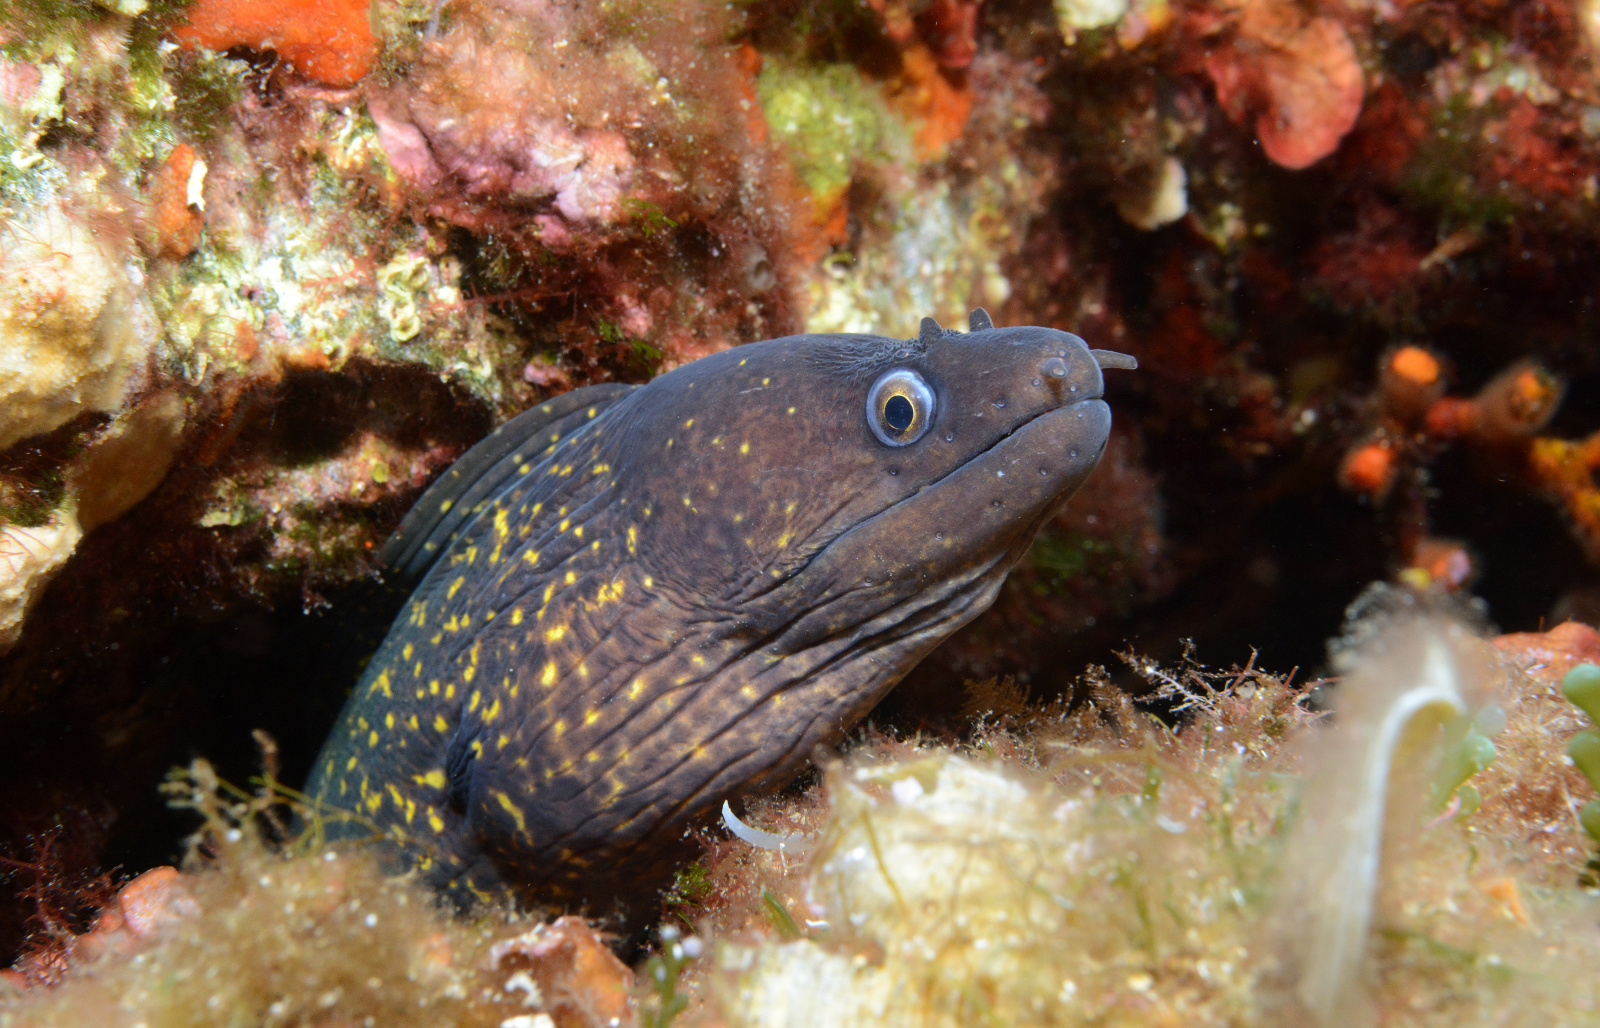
[308, 310, 1134, 908]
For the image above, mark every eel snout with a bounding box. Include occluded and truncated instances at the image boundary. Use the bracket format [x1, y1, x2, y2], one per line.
[1091, 349, 1139, 371]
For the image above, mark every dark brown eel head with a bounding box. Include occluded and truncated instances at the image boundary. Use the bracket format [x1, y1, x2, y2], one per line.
[307, 310, 1133, 910]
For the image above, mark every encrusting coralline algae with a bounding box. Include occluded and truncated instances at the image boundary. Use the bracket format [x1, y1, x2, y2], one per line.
[3, 0, 1600, 1023]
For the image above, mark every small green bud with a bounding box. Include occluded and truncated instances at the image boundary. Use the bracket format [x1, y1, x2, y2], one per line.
[1570, 730, 1600, 791]
[1561, 662, 1600, 725]
[1434, 729, 1497, 810]
[1461, 731, 1496, 772]
[1580, 800, 1600, 846]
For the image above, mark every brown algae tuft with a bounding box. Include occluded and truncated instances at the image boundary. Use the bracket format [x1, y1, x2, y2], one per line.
[0, 757, 638, 1028]
[680, 617, 1600, 1027]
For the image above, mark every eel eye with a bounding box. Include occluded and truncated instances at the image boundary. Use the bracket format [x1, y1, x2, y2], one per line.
[867, 368, 935, 447]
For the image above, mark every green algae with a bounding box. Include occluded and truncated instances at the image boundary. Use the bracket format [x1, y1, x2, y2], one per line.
[756, 58, 901, 206]
[688, 628, 1600, 1027]
[1401, 97, 1519, 233]
[0, 451, 72, 529]
[161, 46, 245, 145]
[1032, 530, 1118, 583]
[0, 758, 644, 1028]
[1563, 664, 1600, 849]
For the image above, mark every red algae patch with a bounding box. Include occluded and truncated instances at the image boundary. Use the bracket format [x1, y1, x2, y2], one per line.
[170, 0, 376, 87]
[1247, 15, 1362, 169]
[1493, 621, 1600, 693]
[1204, 3, 1364, 169]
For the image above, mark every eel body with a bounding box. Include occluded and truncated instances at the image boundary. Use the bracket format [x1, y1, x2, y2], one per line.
[307, 311, 1131, 908]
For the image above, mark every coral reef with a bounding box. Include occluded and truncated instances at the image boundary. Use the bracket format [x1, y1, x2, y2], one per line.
[3, 0, 1600, 1012]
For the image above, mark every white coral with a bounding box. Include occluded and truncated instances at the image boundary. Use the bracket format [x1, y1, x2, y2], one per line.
[0, 509, 81, 653]
[0, 207, 151, 451]
[1055, 0, 1129, 33]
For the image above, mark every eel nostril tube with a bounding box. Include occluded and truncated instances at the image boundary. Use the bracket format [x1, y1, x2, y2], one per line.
[1042, 357, 1069, 379]
[1091, 349, 1139, 371]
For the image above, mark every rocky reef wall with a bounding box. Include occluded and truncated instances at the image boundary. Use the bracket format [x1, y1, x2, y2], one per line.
[1, 0, 1599, 1011]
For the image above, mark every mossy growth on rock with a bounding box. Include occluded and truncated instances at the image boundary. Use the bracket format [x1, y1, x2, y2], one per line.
[755, 58, 903, 207]
[671, 616, 1600, 1027]
[0, 754, 639, 1028]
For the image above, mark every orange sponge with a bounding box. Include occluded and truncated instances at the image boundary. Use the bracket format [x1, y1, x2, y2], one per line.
[171, 0, 376, 88]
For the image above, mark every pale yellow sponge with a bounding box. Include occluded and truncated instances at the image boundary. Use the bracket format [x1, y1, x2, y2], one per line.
[0, 508, 81, 652]
[720, 754, 1116, 1028]
[0, 207, 151, 452]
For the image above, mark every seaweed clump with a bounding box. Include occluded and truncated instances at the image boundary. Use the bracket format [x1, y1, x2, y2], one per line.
[0, 754, 639, 1028]
[665, 613, 1600, 1027]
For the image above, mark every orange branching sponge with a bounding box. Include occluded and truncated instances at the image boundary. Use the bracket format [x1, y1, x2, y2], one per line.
[1342, 355, 1564, 505]
[1472, 360, 1563, 447]
[1335, 352, 1594, 583]
[170, 0, 376, 88]
[1387, 345, 1439, 387]
[1338, 348, 1440, 501]
[1425, 362, 1562, 446]
[148, 144, 204, 260]
[1338, 436, 1398, 500]
[1423, 394, 1477, 440]
[1528, 431, 1600, 564]
[1379, 345, 1445, 423]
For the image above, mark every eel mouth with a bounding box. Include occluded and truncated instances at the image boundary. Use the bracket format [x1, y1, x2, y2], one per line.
[783, 352, 1127, 594]
[950, 343, 1131, 479]
[874, 393, 1113, 532]
[962, 391, 1107, 474]
[973, 343, 1133, 463]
